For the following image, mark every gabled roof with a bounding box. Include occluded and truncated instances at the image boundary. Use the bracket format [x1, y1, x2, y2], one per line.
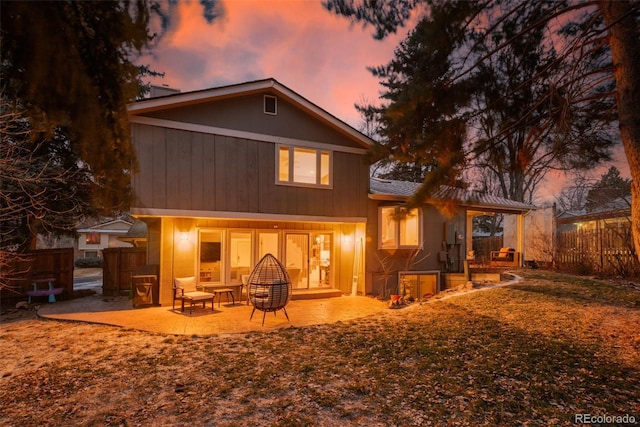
[369, 177, 537, 214]
[128, 78, 373, 149]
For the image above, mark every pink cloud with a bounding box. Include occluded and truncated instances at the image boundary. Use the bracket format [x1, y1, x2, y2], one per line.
[141, 0, 409, 127]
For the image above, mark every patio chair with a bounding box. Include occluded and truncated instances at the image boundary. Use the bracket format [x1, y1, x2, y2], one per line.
[250, 281, 290, 324]
[247, 254, 292, 326]
[490, 247, 521, 267]
[173, 276, 215, 314]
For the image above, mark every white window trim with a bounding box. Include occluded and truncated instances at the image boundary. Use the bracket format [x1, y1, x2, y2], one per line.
[276, 144, 333, 189]
[378, 206, 423, 250]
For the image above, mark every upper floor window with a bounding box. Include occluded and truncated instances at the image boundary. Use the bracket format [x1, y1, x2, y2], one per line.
[277, 145, 332, 188]
[379, 206, 422, 249]
[85, 233, 100, 245]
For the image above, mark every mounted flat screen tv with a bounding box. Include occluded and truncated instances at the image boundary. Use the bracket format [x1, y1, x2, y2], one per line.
[200, 242, 221, 263]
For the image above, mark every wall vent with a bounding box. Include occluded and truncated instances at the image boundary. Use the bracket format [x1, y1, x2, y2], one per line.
[264, 95, 277, 115]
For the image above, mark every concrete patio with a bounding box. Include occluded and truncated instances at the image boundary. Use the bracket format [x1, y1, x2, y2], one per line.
[36, 293, 389, 336]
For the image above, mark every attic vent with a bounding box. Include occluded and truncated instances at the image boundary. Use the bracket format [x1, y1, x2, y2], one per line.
[264, 95, 277, 115]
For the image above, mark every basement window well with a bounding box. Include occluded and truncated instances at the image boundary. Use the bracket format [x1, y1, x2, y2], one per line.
[398, 271, 439, 300]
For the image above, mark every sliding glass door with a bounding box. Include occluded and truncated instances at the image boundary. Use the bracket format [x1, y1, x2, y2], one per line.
[312, 233, 331, 288]
[199, 230, 223, 284]
[285, 232, 331, 289]
[285, 234, 308, 289]
[257, 231, 279, 261]
[229, 231, 252, 284]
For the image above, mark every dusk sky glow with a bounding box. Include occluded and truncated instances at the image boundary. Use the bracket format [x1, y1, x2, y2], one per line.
[140, 0, 629, 203]
[141, 0, 412, 129]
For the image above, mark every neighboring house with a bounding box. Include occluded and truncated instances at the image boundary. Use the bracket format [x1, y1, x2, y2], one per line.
[557, 196, 631, 232]
[555, 196, 635, 275]
[128, 79, 535, 305]
[77, 219, 133, 258]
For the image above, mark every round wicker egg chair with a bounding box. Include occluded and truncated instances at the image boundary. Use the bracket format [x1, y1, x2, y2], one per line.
[247, 253, 292, 326]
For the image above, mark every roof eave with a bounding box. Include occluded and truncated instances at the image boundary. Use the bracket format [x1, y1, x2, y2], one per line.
[368, 193, 407, 201]
[459, 202, 537, 214]
[128, 79, 275, 114]
[369, 193, 535, 213]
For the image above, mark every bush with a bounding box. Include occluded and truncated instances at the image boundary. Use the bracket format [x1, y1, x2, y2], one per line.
[75, 257, 103, 268]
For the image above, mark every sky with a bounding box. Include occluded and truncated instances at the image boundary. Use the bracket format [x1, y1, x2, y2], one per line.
[141, 0, 411, 129]
[140, 0, 630, 203]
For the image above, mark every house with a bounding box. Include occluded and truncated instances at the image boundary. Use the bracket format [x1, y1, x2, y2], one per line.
[128, 78, 535, 305]
[76, 218, 134, 258]
[555, 196, 636, 275]
[557, 196, 631, 232]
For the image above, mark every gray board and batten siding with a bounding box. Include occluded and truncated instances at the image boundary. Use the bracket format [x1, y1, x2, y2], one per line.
[131, 92, 370, 219]
[139, 92, 366, 150]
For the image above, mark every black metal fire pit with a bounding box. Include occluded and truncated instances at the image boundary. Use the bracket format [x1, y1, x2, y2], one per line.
[247, 253, 292, 326]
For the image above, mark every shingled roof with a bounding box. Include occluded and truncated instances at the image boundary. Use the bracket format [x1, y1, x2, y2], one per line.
[369, 177, 537, 214]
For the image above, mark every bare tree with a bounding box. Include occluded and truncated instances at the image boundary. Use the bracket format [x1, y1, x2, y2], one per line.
[555, 173, 593, 213]
[0, 102, 90, 290]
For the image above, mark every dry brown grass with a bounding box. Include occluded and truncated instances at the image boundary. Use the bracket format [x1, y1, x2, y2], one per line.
[1, 270, 639, 426]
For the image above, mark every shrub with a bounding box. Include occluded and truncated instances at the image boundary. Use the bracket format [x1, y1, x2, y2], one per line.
[75, 256, 103, 268]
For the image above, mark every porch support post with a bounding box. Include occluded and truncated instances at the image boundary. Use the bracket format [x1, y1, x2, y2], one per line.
[517, 214, 525, 265]
[466, 212, 473, 258]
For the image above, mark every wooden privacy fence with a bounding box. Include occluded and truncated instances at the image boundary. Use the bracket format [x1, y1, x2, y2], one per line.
[1, 248, 74, 303]
[102, 247, 147, 296]
[555, 226, 640, 276]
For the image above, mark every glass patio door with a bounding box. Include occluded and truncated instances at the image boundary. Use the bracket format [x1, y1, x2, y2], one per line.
[257, 231, 279, 261]
[285, 232, 331, 289]
[311, 233, 331, 288]
[229, 231, 252, 284]
[285, 233, 308, 289]
[199, 230, 223, 284]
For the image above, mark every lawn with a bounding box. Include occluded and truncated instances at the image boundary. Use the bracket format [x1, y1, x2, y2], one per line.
[1, 270, 639, 426]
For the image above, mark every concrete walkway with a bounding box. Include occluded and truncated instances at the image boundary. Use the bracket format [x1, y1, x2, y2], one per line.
[37, 293, 389, 336]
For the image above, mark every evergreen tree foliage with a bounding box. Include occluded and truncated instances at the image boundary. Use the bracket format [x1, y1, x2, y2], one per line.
[329, 0, 640, 261]
[332, 0, 618, 204]
[586, 166, 632, 211]
[0, 0, 222, 251]
[1, 0, 157, 215]
[357, 1, 481, 204]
